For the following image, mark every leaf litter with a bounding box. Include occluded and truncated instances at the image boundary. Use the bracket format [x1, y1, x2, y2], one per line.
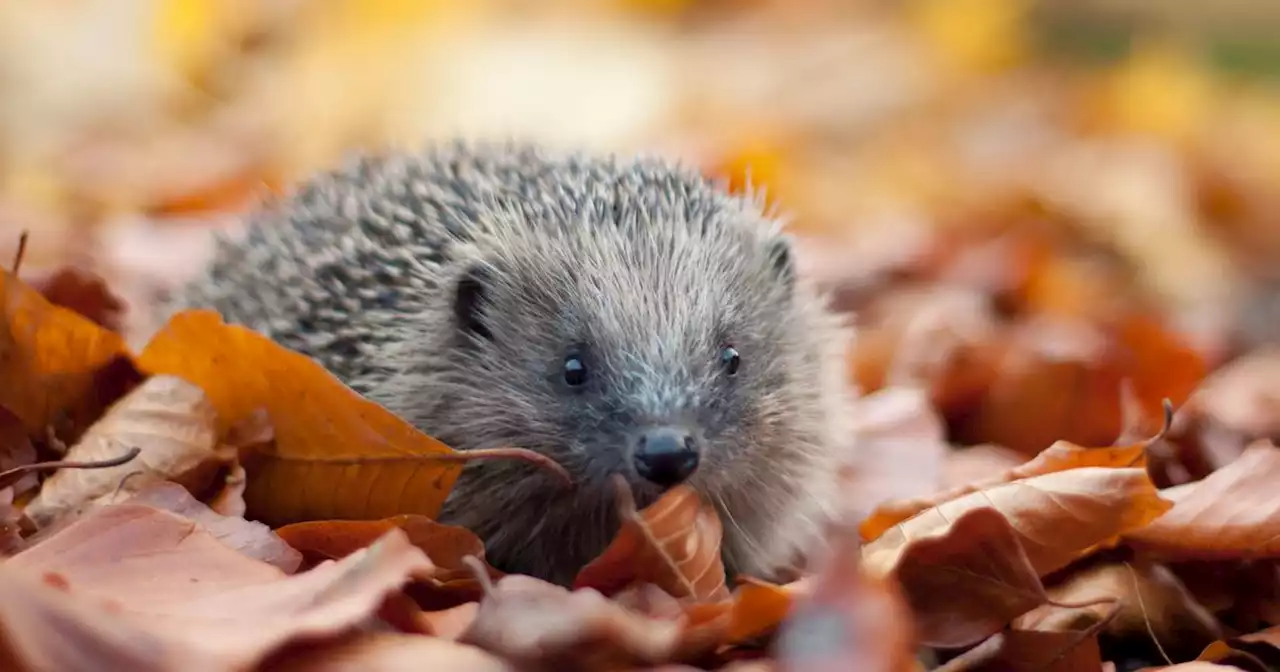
[7, 2, 1280, 671]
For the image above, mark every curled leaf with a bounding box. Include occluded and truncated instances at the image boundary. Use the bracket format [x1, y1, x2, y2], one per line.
[136, 310, 464, 523]
[862, 402, 1169, 541]
[573, 478, 729, 602]
[23, 375, 227, 529]
[864, 467, 1171, 579]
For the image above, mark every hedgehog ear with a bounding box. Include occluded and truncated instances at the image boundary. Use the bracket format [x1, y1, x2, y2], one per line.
[764, 235, 795, 289]
[454, 264, 494, 341]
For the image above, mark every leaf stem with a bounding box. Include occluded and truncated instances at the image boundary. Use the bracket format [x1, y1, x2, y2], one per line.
[0, 446, 142, 490]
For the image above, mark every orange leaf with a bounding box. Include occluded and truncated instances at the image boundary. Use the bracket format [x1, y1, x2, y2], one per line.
[725, 577, 809, 644]
[861, 407, 1166, 541]
[135, 310, 463, 524]
[0, 269, 136, 441]
[1198, 624, 1280, 669]
[573, 481, 729, 602]
[1126, 440, 1280, 560]
[863, 467, 1171, 579]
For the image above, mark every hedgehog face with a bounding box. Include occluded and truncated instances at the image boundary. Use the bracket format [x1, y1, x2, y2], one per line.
[425, 219, 843, 579]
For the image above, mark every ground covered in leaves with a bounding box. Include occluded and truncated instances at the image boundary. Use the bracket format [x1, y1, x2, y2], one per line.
[5, 1, 1280, 671]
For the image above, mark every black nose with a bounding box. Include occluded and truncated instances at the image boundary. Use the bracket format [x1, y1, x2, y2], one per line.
[633, 427, 700, 487]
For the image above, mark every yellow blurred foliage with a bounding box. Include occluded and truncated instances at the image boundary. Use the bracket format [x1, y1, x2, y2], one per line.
[905, 0, 1029, 74]
[1095, 38, 1216, 145]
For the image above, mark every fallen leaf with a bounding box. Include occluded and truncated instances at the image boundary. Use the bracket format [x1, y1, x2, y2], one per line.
[0, 268, 135, 441]
[1198, 624, 1280, 671]
[275, 514, 495, 582]
[941, 627, 1108, 672]
[776, 524, 916, 672]
[574, 480, 730, 602]
[266, 633, 514, 672]
[458, 574, 709, 670]
[863, 467, 1171, 578]
[124, 481, 302, 573]
[1017, 561, 1221, 662]
[862, 410, 1163, 540]
[1126, 440, 1280, 560]
[881, 506, 1048, 648]
[953, 317, 1125, 456]
[135, 310, 464, 524]
[1183, 348, 1280, 441]
[726, 577, 811, 644]
[23, 375, 228, 529]
[3, 503, 435, 670]
[27, 266, 127, 334]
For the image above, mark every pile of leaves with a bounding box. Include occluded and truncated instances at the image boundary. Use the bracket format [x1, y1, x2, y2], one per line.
[3, 156, 1280, 672]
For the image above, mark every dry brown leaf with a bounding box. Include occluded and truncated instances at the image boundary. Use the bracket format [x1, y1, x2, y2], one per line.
[776, 525, 916, 672]
[135, 310, 465, 524]
[574, 481, 729, 602]
[862, 411, 1163, 540]
[879, 506, 1048, 648]
[953, 317, 1126, 456]
[863, 467, 1171, 579]
[1197, 624, 1280, 671]
[0, 268, 137, 442]
[3, 503, 435, 671]
[275, 514, 492, 582]
[1017, 561, 1221, 662]
[27, 266, 127, 334]
[943, 627, 1108, 672]
[1126, 440, 1280, 560]
[23, 375, 229, 529]
[267, 633, 514, 672]
[123, 481, 302, 573]
[458, 574, 710, 670]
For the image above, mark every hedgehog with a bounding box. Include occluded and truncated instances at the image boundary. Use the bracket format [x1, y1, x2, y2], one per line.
[166, 140, 857, 586]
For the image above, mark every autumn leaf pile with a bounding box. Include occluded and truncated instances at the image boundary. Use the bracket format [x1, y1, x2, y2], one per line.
[6, 1, 1280, 671]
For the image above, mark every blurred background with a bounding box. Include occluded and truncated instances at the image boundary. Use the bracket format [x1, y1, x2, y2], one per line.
[1, 0, 1279, 389]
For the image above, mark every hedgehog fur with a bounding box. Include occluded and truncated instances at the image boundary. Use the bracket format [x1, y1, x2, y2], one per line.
[167, 140, 858, 586]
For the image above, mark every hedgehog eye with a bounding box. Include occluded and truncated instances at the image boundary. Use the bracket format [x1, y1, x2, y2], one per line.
[720, 345, 741, 376]
[563, 355, 588, 386]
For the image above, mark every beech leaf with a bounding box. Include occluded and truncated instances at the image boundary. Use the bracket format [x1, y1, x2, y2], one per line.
[268, 634, 514, 672]
[3, 503, 436, 671]
[861, 405, 1168, 541]
[135, 310, 465, 524]
[1126, 440, 1280, 560]
[573, 479, 730, 602]
[124, 481, 302, 573]
[877, 506, 1048, 648]
[0, 268, 136, 440]
[23, 375, 228, 529]
[863, 467, 1171, 579]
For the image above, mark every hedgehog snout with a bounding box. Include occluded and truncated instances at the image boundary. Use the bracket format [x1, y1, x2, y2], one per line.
[631, 426, 701, 488]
